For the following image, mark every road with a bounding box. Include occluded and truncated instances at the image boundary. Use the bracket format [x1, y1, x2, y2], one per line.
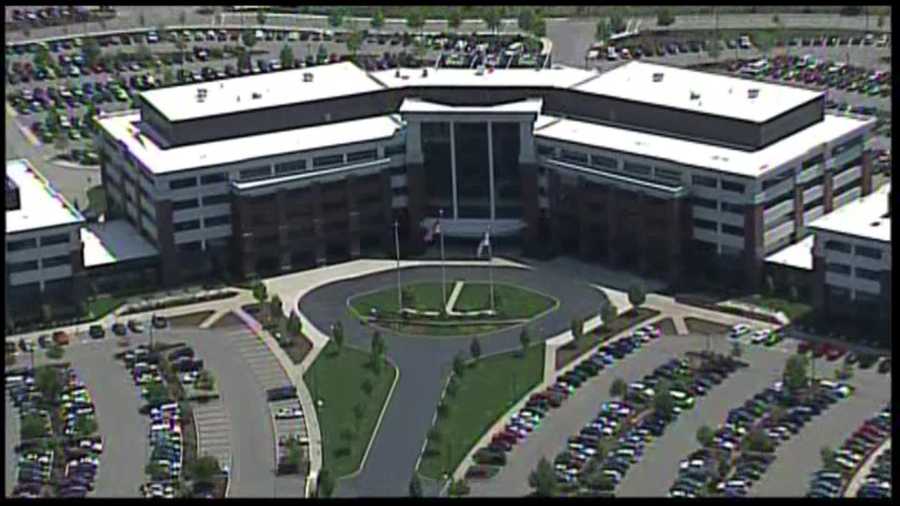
[298, 265, 607, 496]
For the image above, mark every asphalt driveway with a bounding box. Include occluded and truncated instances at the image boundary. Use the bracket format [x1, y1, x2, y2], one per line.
[298, 265, 607, 497]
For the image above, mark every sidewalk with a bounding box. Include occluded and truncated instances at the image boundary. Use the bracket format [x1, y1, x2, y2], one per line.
[844, 438, 891, 497]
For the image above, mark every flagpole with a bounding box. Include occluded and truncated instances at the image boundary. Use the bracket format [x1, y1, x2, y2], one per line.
[394, 220, 402, 312]
[488, 228, 495, 313]
[439, 209, 446, 305]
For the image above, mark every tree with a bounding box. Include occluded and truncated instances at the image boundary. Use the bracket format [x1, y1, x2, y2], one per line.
[657, 8, 676, 27]
[820, 446, 838, 471]
[36, 367, 61, 402]
[287, 312, 302, 337]
[708, 37, 722, 61]
[483, 6, 503, 34]
[519, 327, 531, 356]
[196, 370, 216, 391]
[242, 29, 257, 50]
[696, 425, 715, 447]
[191, 455, 221, 485]
[731, 340, 743, 358]
[82, 37, 100, 68]
[371, 8, 385, 30]
[329, 8, 347, 28]
[46, 343, 65, 360]
[21, 414, 47, 440]
[332, 321, 344, 353]
[469, 338, 482, 362]
[746, 428, 774, 453]
[445, 375, 459, 397]
[318, 468, 335, 497]
[280, 44, 294, 69]
[452, 352, 466, 377]
[406, 10, 425, 34]
[352, 402, 365, 433]
[783, 354, 809, 393]
[162, 66, 174, 85]
[144, 381, 169, 407]
[448, 478, 470, 496]
[146, 461, 168, 481]
[772, 14, 780, 24]
[75, 416, 98, 437]
[610, 377, 627, 398]
[347, 31, 363, 61]
[528, 456, 558, 496]
[178, 10, 186, 25]
[518, 8, 535, 33]
[653, 379, 674, 417]
[238, 50, 251, 71]
[371, 330, 384, 358]
[600, 303, 617, 328]
[269, 294, 284, 323]
[627, 283, 646, 312]
[256, 8, 266, 26]
[755, 30, 776, 58]
[531, 14, 546, 38]
[361, 377, 374, 397]
[401, 287, 416, 311]
[609, 9, 627, 33]
[251, 280, 268, 306]
[409, 473, 423, 497]
[448, 8, 462, 32]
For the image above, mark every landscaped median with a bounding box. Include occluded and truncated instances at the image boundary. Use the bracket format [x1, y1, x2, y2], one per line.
[304, 342, 397, 478]
[555, 308, 661, 369]
[348, 281, 557, 337]
[417, 344, 545, 481]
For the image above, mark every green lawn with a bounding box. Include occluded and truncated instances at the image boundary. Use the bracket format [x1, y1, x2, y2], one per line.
[453, 282, 557, 318]
[350, 282, 448, 316]
[417, 344, 545, 480]
[86, 295, 127, 318]
[304, 342, 397, 478]
[738, 295, 813, 321]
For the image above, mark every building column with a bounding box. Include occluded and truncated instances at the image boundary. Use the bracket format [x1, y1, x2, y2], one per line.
[519, 163, 540, 257]
[860, 149, 874, 196]
[487, 120, 496, 221]
[311, 184, 327, 265]
[404, 163, 426, 255]
[154, 199, 180, 286]
[667, 197, 685, 289]
[347, 176, 361, 258]
[793, 180, 804, 241]
[276, 189, 292, 271]
[547, 171, 563, 256]
[578, 178, 592, 260]
[449, 120, 458, 219]
[823, 170, 835, 213]
[743, 202, 765, 291]
[606, 186, 619, 267]
[636, 192, 650, 275]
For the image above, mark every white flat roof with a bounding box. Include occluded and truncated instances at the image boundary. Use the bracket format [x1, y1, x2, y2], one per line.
[808, 183, 891, 243]
[765, 235, 814, 270]
[370, 64, 596, 90]
[534, 113, 871, 179]
[140, 62, 385, 122]
[399, 97, 543, 115]
[98, 112, 403, 175]
[6, 159, 84, 234]
[81, 219, 159, 268]
[574, 61, 824, 123]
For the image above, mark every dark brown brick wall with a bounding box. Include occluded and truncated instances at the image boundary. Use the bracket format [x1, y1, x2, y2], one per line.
[743, 203, 765, 291]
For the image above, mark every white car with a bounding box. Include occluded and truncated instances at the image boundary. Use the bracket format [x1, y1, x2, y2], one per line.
[275, 407, 303, 420]
[181, 371, 199, 384]
[750, 330, 771, 344]
[730, 323, 752, 338]
[78, 439, 103, 453]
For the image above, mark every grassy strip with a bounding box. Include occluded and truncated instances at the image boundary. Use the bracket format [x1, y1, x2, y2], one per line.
[684, 317, 730, 336]
[304, 342, 397, 478]
[418, 345, 545, 480]
[86, 295, 127, 318]
[737, 295, 813, 321]
[453, 282, 557, 318]
[350, 282, 447, 315]
[555, 308, 661, 370]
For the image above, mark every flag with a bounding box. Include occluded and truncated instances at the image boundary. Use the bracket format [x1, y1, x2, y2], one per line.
[476, 231, 491, 257]
[424, 219, 440, 243]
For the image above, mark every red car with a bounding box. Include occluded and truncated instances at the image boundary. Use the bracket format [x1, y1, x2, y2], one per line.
[798, 341, 812, 354]
[825, 346, 846, 361]
[812, 343, 828, 358]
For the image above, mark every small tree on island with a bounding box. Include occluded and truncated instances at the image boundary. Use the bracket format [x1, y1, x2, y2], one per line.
[519, 327, 531, 357]
[528, 456, 558, 496]
[332, 321, 344, 354]
[696, 425, 715, 447]
[627, 283, 646, 313]
[470, 338, 482, 362]
[409, 473, 423, 497]
[610, 377, 627, 399]
[570, 317, 583, 341]
[452, 352, 466, 377]
[317, 468, 335, 497]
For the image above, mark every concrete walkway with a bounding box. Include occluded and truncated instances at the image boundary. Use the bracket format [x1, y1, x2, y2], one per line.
[844, 438, 891, 497]
[444, 281, 465, 315]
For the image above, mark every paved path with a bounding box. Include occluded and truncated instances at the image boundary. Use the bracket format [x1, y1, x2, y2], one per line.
[752, 367, 892, 497]
[296, 264, 606, 496]
[845, 438, 891, 497]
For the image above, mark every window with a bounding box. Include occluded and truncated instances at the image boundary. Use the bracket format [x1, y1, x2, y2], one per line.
[765, 212, 793, 231]
[560, 149, 588, 164]
[721, 224, 744, 236]
[536, 144, 555, 157]
[824, 239, 852, 253]
[239, 166, 271, 180]
[832, 135, 862, 156]
[765, 189, 794, 209]
[313, 154, 344, 168]
[40, 233, 69, 246]
[172, 198, 199, 211]
[169, 177, 197, 190]
[589, 154, 617, 169]
[7, 238, 37, 252]
[176, 241, 203, 252]
[799, 174, 824, 191]
[347, 149, 378, 163]
[855, 267, 881, 281]
[693, 219, 717, 231]
[692, 197, 718, 210]
[202, 194, 230, 206]
[385, 144, 406, 157]
[721, 202, 745, 214]
[275, 160, 307, 175]
[825, 262, 851, 275]
[8, 260, 38, 273]
[855, 245, 882, 259]
[802, 154, 825, 169]
[762, 168, 795, 190]
[203, 215, 231, 227]
[692, 174, 717, 188]
[623, 162, 651, 176]
[721, 180, 746, 193]
[803, 196, 824, 211]
[200, 172, 227, 184]
[655, 168, 682, 183]
[41, 255, 70, 268]
[173, 219, 200, 232]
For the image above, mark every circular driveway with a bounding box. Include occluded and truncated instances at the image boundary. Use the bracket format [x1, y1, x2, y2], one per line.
[298, 265, 608, 497]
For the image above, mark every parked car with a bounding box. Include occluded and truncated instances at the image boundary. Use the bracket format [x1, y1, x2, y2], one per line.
[88, 325, 105, 339]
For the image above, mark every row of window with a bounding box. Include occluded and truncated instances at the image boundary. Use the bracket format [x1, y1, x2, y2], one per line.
[832, 135, 863, 157]
[824, 240, 883, 259]
[174, 215, 232, 232]
[762, 168, 796, 191]
[7, 233, 70, 252]
[825, 262, 883, 281]
[8, 255, 70, 273]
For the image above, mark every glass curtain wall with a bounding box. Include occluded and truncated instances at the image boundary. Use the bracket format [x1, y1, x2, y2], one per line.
[422, 122, 453, 217]
[454, 122, 491, 218]
[492, 122, 522, 219]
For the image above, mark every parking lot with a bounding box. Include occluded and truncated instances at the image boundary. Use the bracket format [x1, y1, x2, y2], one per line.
[193, 401, 232, 475]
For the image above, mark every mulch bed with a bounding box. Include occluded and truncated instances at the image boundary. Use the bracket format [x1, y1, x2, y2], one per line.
[208, 313, 244, 329]
[555, 307, 661, 370]
[656, 317, 679, 336]
[168, 311, 215, 328]
[684, 317, 730, 336]
[282, 333, 313, 365]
